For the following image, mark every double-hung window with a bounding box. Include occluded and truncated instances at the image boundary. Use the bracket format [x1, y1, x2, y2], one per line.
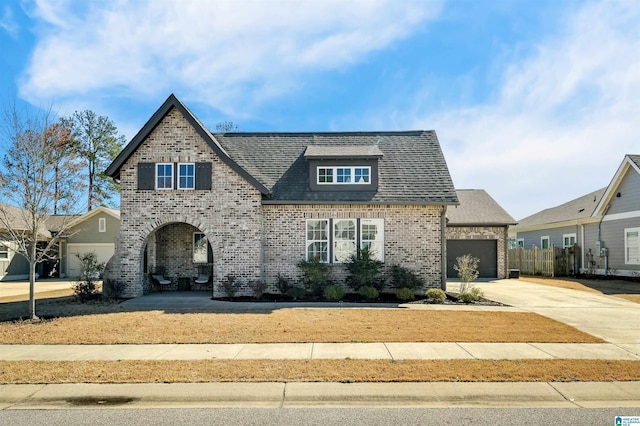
[0, 244, 8, 260]
[306, 218, 384, 263]
[178, 163, 195, 189]
[317, 166, 371, 185]
[193, 232, 213, 263]
[156, 163, 173, 190]
[563, 233, 576, 248]
[625, 228, 640, 264]
[306, 220, 329, 262]
[333, 219, 356, 263]
[541, 236, 550, 249]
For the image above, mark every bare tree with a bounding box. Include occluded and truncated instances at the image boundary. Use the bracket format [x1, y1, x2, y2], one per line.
[215, 121, 239, 132]
[66, 110, 126, 211]
[0, 101, 84, 320]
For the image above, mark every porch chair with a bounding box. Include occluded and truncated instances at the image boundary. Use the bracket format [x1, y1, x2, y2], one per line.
[194, 265, 211, 285]
[151, 274, 171, 291]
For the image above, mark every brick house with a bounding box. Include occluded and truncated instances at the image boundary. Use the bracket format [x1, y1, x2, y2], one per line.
[105, 94, 459, 298]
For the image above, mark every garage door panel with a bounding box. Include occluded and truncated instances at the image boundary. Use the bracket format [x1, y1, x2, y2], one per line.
[67, 244, 114, 279]
[447, 240, 497, 279]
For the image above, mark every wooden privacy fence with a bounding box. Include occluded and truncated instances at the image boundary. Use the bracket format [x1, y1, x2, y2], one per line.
[508, 244, 580, 277]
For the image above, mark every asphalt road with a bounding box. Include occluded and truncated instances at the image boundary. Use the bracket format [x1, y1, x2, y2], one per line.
[1, 407, 637, 425]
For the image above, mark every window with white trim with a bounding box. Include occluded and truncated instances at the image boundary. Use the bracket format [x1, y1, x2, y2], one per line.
[98, 217, 106, 233]
[193, 232, 210, 263]
[306, 218, 385, 263]
[156, 163, 173, 190]
[333, 219, 356, 263]
[178, 163, 195, 189]
[306, 220, 329, 262]
[361, 219, 384, 262]
[0, 244, 8, 260]
[541, 236, 549, 249]
[563, 233, 576, 248]
[317, 166, 370, 185]
[625, 227, 640, 264]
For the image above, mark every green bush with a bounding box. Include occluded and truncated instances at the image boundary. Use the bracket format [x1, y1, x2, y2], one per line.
[357, 285, 379, 300]
[221, 275, 237, 298]
[395, 287, 415, 301]
[275, 274, 291, 295]
[248, 279, 267, 300]
[103, 279, 126, 299]
[287, 286, 307, 300]
[323, 285, 346, 301]
[297, 256, 332, 296]
[425, 288, 446, 303]
[389, 265, 425, 290]
[346, 246, 384, 291]
[458, 287, 484, 303]
[72, 252, 105, 302]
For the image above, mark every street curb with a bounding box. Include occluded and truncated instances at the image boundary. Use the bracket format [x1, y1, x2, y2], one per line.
[1, 382, 640, 409]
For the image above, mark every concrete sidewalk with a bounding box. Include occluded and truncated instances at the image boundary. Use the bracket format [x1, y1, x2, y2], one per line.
[1, 341, 639, 361]
[2, 381, 640, 409]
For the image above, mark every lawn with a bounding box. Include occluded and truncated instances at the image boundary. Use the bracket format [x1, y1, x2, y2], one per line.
[2, 294, 638, 384]
[519, 276, 640, 303]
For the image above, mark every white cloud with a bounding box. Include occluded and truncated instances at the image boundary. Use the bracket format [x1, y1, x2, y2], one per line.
[19, 0, 442, 115]
[411, 0, 640, 220]
[0, 5, 19, 36]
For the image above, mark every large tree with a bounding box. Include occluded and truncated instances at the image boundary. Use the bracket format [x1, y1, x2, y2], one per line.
[0, 103, 84, 320]
[67, 110, 126, 211]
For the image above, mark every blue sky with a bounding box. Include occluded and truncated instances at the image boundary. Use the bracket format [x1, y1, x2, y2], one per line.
[1, 0, 638, 220]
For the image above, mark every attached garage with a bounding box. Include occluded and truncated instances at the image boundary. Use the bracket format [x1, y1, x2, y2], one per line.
[447, 239, 497, 279]
[67, 243, 115, 279]
[445, 190, 516, 280]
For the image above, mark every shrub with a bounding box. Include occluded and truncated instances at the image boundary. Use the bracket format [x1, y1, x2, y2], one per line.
[357, 286, 379, 300]
[395, 287, 415, 301]
[389, 265, 425, 290]
[425, 288, 446, 303]
[275, 274, 291, 295]
[297, 256, 332, 296]
[346, 246, 384, 291]
[103, 279, 126, 299]
[323, 285, 346, 301]
[454, 254, 480, 294]
[248, 279, 267, 300]
[458, 287, 484, 303]
[287, 286, 307, 300]
[72, 252, 105, 302]
[221, 275, 238, 298]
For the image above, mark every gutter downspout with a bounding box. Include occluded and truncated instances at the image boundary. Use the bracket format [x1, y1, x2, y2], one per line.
[598, 204, 611, 276]
[441, 206, 447, 291]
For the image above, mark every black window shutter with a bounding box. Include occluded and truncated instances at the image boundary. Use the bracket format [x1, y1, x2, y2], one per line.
[195, 162, 212, 190]
[138, 163, 155, 190]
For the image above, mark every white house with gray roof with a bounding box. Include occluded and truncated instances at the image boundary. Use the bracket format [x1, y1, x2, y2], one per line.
[511, 154, 640, 277]
[105, 94, 466, 298]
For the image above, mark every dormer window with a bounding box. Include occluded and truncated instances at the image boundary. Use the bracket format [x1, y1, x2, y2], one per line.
[305, 145, 382, 192]
[317, 166, 371, 185]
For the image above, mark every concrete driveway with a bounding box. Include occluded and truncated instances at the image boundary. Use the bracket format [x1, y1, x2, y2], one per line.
[0, 279, 76, 302]
[469, 279, 640, 348]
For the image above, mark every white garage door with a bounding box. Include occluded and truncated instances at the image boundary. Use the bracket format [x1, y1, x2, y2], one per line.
[67, 243, 115, 279]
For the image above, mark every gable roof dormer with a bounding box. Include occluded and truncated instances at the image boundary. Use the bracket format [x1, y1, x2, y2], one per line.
[592, 154, 640, 217]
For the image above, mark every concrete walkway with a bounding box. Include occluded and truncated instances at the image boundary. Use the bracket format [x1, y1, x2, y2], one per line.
[1, 341, 639, 361]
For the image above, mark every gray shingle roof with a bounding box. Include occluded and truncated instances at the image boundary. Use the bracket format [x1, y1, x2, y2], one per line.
[511, 187, 606, 230]
[215, 131, 458, 205]
[446, 189, 516, 225]
[304, 145, 384, 159]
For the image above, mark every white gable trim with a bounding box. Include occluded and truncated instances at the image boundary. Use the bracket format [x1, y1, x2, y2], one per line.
[602, 209, 640, 222]
[593, 155, 640, 217]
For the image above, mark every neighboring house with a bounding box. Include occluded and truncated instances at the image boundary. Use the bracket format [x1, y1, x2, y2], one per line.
[0, 203, 50, 281]
[510, 154, 640, 276]
[446, 189, 516, 280]
[59, 207, 121, 279]
[104, 94, 460, 298]
[0, 205, 120, 281]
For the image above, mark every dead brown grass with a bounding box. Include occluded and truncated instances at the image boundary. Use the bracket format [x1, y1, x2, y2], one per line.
[0, 308, 603, 344]
[1, 359, 639, 383]
[520, 276, 640, 303]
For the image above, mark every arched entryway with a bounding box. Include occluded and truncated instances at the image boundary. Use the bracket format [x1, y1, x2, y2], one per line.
[142, 222, 213, 292]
